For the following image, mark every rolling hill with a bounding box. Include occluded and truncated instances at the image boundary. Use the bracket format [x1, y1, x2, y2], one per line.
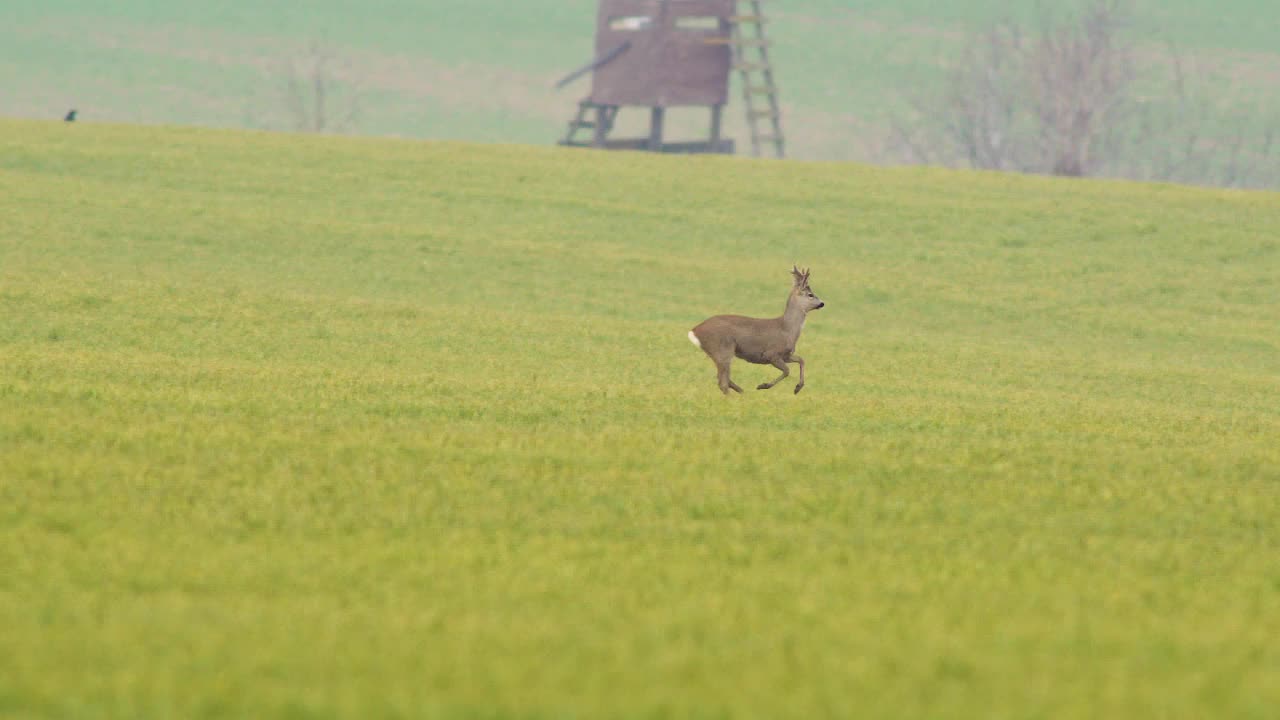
[2, 118, 1279, 717]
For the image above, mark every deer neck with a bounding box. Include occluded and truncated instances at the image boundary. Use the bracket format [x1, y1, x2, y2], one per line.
[781, 295, 807, 344]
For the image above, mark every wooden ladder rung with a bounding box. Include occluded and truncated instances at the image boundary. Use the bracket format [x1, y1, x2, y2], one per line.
[728, 15, 767, 24]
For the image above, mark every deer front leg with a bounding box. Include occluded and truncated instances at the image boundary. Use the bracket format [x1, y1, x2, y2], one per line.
[757, 357, 790, 390]
[791, 355, 806, 394]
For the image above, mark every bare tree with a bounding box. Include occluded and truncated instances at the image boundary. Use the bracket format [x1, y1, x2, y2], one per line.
[894, 0, 1135, 176]
[279, 41, 361, 134]
[1028, 0, 1134, 176]
[936, 20, 1028, 172]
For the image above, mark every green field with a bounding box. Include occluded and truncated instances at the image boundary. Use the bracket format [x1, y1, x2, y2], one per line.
[2, 118, 1280, 718]
[3, 0, 1278, 167]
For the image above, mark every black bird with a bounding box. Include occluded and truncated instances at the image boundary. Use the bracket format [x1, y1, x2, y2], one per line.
[64, 109, 77, 122]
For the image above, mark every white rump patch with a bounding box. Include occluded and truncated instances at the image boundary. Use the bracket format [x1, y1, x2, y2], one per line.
[687, 330, 702, 349]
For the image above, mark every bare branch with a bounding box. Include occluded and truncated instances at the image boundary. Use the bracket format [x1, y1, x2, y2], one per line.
[274, 41, 360, 135]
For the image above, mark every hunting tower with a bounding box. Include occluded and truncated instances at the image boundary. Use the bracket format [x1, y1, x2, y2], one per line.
[556, 0, 784, 158]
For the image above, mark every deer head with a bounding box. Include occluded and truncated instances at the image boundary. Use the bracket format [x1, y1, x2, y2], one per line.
[790, 266, 825, 312]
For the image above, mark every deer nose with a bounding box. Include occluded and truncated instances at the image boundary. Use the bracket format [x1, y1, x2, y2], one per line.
[817, 302, 825, 309]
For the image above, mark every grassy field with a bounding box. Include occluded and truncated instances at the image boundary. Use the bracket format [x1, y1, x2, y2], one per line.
[3, 0, 1278, 164]
[2, 118, 1280, 718]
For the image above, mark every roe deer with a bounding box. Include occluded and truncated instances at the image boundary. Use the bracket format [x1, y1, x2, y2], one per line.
[688, 266, 825, 395]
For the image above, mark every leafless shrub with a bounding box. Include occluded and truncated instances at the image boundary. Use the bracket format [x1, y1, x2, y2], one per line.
[893, 1, 1134, 176]
[889, 0, 1280, 189]
[1118, 46, 1280, 189]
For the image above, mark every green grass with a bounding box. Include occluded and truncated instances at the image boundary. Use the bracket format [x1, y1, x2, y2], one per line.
[2, 118, 1279, 718]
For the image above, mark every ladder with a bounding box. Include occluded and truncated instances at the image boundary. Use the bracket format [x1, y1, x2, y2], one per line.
[729, 0, 784, 158]
[560, 99, 619, 148]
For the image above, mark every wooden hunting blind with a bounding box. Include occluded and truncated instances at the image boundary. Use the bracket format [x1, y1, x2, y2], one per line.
[591, 0, 732, 108]
[557, 0, 784, 157]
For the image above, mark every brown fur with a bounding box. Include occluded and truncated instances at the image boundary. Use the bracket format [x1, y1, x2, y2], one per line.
[689, 266, 825, 395]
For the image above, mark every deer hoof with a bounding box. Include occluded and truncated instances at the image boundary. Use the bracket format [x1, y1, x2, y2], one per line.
[794, 383, 804, 394]
[757, 383, 771, 390]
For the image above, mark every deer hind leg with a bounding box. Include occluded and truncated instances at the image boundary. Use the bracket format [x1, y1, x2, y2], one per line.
[713, 356, 743, 395]
[757, 357, 790, 390]
[790, 354, 806, 394]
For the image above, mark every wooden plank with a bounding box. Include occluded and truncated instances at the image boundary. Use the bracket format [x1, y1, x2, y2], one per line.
[655, 139, 735, 154]
[703, 37, 770, 47]
[565, 138, 735, 154]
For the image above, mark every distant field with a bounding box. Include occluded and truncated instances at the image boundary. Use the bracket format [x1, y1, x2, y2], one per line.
[2, 119, 1279, 718]
[2, 0, 1278, 164]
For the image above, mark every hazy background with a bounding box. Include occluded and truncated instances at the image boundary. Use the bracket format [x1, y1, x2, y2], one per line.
[3, 0, 1278, 186]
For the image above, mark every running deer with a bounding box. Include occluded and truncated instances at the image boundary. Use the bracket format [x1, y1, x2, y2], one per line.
[688, 266, 825, 395]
